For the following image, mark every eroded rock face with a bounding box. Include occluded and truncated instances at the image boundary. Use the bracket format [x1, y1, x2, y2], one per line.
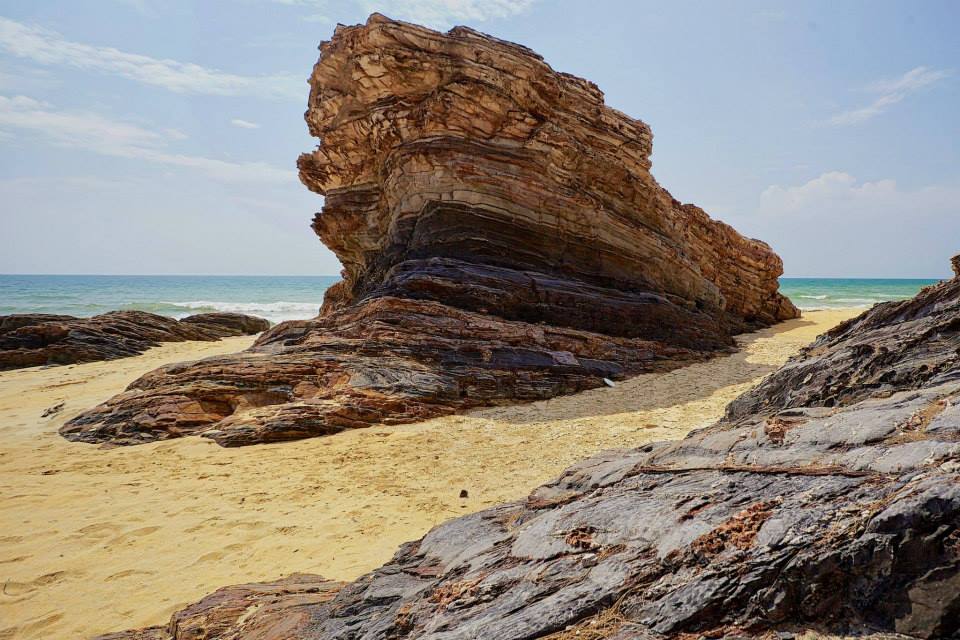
[299, 13, 796, 332]
[0, 311, 269, 371]
[63, 14, 795, 448]
[99, 262, 959, 639]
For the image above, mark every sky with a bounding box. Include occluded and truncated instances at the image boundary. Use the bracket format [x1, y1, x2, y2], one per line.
[0, 0, 957, 278]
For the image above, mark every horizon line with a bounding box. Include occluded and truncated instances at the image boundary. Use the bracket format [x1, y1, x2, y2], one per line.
[0, 273, 949, 280]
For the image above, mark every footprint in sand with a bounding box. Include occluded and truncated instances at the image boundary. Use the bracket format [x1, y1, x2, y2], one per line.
[72, 522, 123, 540]
[191, 542, 247, 566]
[2, 611, 65, 638]
[10, 613, 63, 638]
[104, 568, 157, 582]
[0, 555, 30, 565]
[225, 520, 267, 531]
[192, 550, 226, 565]
[107, 526, 161, 545]
[2, 570, 78, 597]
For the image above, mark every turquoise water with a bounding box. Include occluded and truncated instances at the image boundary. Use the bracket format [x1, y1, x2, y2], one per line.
[0, 275, 338, 324]
[776, 278, 940, 310]
[0, 275, 943, 323]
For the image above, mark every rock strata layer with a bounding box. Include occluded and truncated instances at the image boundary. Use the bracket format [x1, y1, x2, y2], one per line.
[63, 14, 795, 448]
[0, 311, 269, 371]
[99, 261, 960, 639]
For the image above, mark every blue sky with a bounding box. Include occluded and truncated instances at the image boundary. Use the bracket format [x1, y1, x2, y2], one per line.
[0, 0, 957, 277]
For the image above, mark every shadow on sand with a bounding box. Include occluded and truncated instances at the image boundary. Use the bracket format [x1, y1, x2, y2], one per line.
[468, 317, 817, 425]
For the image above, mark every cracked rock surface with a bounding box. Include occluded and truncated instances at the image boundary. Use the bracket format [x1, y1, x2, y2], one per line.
[63, 14, 795, 448]
[96, 261, 959, 638]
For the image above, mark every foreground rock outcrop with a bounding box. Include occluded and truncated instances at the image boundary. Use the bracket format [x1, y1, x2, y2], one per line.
[62, 15, 795, 448]
[95, 575, 343, 640]
[0, 311, 269, 370]
[98, 263, 959, 639]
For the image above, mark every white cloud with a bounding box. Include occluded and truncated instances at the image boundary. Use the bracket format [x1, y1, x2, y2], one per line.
[0, 94, 292, 183]
[0, 17, 303, 100]
[760, 169, 960, 221]
[829, 66, 950, 126]
[361, 0, 536, 27]
[302, 13, 334, 24]
[264, 0, 537, 28]
[231, 118, 261, 129]
[753, 171, 959, 277]
[760, 171, 900, 212]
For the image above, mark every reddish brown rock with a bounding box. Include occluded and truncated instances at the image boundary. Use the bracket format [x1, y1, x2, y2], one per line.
[0, 311, 269, 371]
[93, 574, 342, 640]
[179, 312, 272, 338]
[63, 14, 796, 448]
[300, 14, 796, 331]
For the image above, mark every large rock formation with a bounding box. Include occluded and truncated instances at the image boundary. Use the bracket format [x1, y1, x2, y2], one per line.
[0, 311, 269, 371]
[62, 14, 795, 448]
[98, 261, 960, 639]
[298, 14, 796, 332]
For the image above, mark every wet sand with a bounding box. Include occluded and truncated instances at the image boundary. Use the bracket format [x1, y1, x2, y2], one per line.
[0, 310, 858, 639]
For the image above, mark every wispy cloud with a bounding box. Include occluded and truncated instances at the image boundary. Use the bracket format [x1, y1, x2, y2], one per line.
[829, 66, 950, 126]
[230, 118, 261, 129]
[361, 0, 537, 27]
[0, 94, 292, 183]
[756, 170, 960, 277]
[760, 170, 959, 218]
[760, 171, 893, 211]
[111, 0, 159, 18]
[0, 17, 303, 100]
[264, 0, 537, 28]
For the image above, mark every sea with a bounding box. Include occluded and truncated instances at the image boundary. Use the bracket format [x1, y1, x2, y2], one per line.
[0, 275, 943, 324]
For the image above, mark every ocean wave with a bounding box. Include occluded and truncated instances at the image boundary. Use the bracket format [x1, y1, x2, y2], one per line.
[833, 297, 884, 304]
[797, 294, 829, 300]
[146, 300, 320, 323]
[794, 303, 872, 311]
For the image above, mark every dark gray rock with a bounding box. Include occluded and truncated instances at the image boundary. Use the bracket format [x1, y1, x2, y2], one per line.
[179, 312, 271, 337]
[0, 310, 269, 370]
[0, 313, 77, 333]
[96, 264, 959, 639]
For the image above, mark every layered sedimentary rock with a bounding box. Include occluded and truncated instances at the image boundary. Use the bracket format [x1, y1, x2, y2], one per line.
[63, 14, 795, 447]
[0, 311, 269, 370]
[61, 299, 707, 446]
[101, 260, 960, 639]
[299, 14, 796, 331]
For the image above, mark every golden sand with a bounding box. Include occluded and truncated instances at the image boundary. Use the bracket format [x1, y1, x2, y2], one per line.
[0, 310, 858, 639]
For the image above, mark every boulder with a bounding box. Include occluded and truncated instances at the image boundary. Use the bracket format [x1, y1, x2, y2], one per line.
[179, 312, 271, 337]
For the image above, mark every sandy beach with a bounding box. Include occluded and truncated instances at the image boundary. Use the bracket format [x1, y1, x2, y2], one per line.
[0, 310, 857, 640]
